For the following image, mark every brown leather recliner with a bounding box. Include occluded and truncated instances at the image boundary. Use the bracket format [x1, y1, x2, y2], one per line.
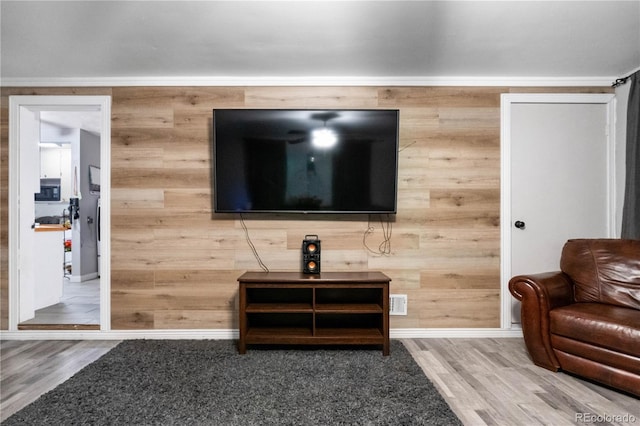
[509, 239, 640, 397]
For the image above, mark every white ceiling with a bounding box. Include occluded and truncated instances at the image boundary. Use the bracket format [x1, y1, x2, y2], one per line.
[1, 1, 639, 86]
[40, 110, 102, 135]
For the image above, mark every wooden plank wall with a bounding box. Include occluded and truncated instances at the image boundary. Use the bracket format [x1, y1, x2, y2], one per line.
[0, 86, 611, 330]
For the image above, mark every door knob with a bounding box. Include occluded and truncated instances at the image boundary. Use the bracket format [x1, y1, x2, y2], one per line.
[514, 220, 526, 229]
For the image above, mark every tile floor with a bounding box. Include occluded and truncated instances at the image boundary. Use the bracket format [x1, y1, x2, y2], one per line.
[20, 278, 100, 325]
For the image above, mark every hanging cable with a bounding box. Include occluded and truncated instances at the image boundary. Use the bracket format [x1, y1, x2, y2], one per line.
[612, 75, 631, 88]
[398, 140, 417, 152]
[239, 213, 269, 272]
[363, 214, 393, 256]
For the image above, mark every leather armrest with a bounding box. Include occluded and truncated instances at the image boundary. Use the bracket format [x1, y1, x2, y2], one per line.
[509, 271, 573, 309]
[509, 272, 574, 371]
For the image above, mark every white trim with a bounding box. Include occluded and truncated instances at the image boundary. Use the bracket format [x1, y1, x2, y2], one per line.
[8, 99, 20, 331]
[0, 76, 617, 88]
[0, 328, 521, 341]
[8, 95, 112, 332]
[499, 93, 617, 328]
[499, 99, 513, 329]
[607, 99, 618, 235]
[501, 93, 616, 105]
[390, 328, 523, 339]
[69, 272, 99, 283]
[99, 100, 112, 331]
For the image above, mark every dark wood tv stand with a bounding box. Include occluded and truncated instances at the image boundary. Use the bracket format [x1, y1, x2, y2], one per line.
[238, 271, 391, 355]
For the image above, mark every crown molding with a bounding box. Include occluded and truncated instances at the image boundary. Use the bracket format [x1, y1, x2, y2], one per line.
[0, 76, 616, 87]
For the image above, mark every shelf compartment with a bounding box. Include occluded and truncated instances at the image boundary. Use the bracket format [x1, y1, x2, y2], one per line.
[315, 313, 383, 331]
[247, 312, 312, 329]
[315, 287, 382, 306]
[246, 287, 312, 305]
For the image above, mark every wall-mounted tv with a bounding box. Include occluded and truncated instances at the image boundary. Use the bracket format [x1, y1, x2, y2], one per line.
[213, 109, 399, 214]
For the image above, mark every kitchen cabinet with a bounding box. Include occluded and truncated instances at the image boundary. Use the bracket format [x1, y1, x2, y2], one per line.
[33, 225, 65, 309]
[40, 147, 72, 201]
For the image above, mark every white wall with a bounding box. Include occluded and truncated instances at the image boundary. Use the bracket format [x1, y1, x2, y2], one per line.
[71, 129, 101, 281]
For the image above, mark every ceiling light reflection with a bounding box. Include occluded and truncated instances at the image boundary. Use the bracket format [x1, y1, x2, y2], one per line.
[311, 128, 337, 148]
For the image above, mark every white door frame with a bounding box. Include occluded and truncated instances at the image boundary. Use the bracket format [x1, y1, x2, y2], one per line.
[8, 95, 111, 331]
[500, 93, 616, 329]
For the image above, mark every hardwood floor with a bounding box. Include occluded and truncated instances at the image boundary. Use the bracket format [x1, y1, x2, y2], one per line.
[404, 339, 639, 426]
[18, 278, 100, 329]
[0, 340, 119, 422]
[1, 338, 637, 424]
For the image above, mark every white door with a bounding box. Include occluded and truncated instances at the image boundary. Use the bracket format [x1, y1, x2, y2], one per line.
[9, 95, 112, 331]
[17, 107, 41, 322]
[501, 94, 616, 327]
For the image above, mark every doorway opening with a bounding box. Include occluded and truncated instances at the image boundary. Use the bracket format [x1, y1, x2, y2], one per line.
[8, 96, 111, 332]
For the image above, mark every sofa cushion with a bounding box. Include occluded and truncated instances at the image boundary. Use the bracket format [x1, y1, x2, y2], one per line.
[551, 334, 640, 375]
[550, 303, 640, 357]
[560, 239, 640, 310]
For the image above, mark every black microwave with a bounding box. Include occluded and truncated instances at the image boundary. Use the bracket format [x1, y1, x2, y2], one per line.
[35, 178, 61, 202]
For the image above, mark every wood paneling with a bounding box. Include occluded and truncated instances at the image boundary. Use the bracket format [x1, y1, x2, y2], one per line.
[0, 85, 613, 330]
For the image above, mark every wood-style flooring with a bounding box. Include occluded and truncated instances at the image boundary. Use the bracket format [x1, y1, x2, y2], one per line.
[1, 338, 638, 424]
[0, 340, 119, 422]
[18, 278, 100, 330]
[405, 339, 639, 425]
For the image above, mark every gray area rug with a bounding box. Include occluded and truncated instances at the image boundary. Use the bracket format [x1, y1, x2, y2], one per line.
[4, 340, 461, 425]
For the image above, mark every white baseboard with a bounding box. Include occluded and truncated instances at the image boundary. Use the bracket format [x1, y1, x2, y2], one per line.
[390, 328, 523, 338]
[0, 329, 238, 341]
[0, 328, 522, 341]
[69, 272, 99, 283]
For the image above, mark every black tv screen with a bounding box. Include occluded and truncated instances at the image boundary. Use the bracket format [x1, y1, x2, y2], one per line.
[213, 109, 399, 214]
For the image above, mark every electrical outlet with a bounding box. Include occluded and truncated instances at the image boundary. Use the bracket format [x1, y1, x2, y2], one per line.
[389, 294, 407, 315]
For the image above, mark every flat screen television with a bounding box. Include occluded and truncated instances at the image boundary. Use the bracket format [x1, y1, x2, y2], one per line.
[213, 109, 399, 214]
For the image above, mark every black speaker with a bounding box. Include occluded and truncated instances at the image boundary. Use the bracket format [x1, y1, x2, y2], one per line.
[302, 235, 321, 274]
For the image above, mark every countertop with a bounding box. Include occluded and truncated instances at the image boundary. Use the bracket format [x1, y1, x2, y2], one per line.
[34, 224, 69, 232]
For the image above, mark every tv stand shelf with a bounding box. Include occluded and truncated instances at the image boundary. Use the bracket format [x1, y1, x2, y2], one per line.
[238, 271, 391, 355]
